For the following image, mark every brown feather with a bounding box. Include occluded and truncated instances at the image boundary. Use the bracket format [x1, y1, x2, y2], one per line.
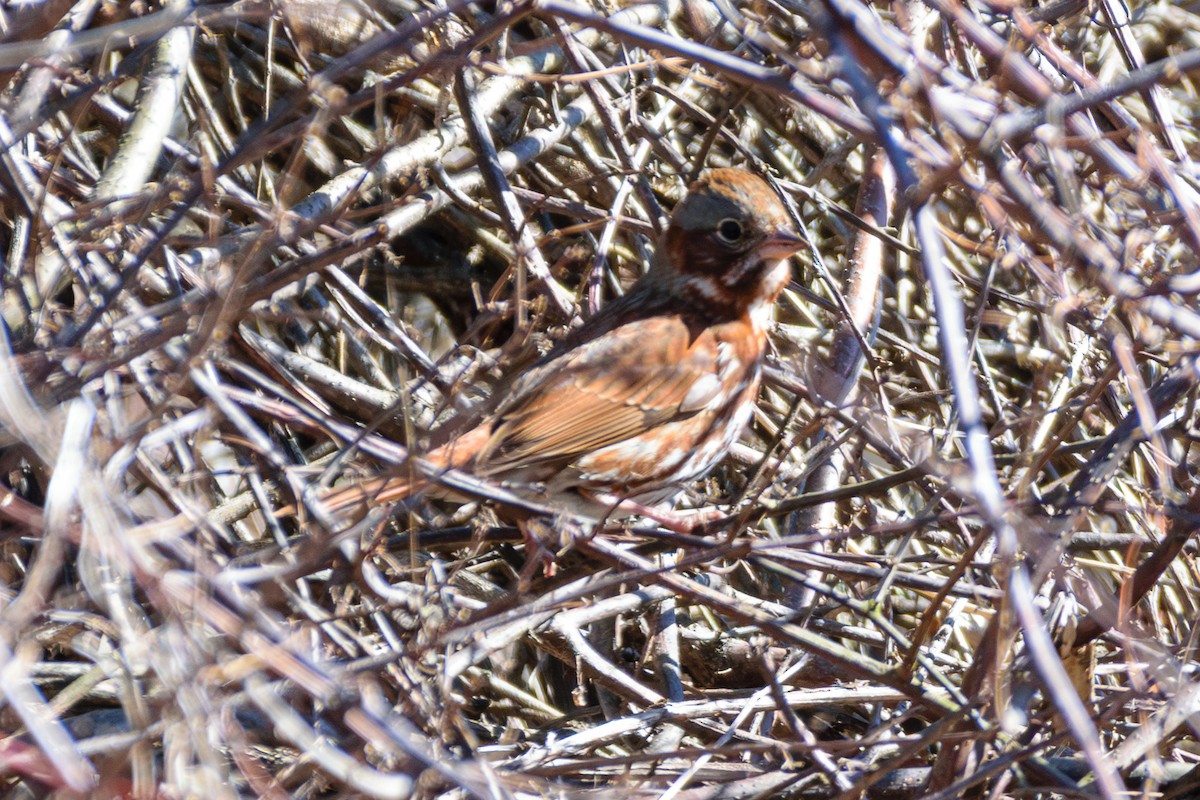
[474, 315, 718, 477]
[300, 168, 804, 525]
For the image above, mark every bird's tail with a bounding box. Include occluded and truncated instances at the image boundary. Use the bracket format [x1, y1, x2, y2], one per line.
[282, 425, 490, 522]
[312, 472, 421, 518]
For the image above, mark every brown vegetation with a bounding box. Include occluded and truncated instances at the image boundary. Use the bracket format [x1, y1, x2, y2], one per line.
[1, 0, 1199, 797]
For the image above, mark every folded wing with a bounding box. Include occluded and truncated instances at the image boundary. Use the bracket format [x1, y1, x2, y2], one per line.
[475, 315, 722, 478]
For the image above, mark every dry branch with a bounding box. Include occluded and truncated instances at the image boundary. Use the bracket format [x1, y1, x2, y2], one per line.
[0, 1, 1199, 798]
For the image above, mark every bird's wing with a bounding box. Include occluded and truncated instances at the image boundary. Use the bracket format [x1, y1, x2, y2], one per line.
[475, 315, 726, 477]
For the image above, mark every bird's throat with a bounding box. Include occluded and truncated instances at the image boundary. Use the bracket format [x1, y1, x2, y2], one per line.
[676, 256, 789, 331]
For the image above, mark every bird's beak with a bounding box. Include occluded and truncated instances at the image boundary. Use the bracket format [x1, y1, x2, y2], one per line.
[757, 230, 807, 261]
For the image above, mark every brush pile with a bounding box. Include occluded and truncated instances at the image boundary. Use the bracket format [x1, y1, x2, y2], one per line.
[2, 0, 1199, 797]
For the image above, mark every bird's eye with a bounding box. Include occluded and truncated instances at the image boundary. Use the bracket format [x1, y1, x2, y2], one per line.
[716, 218, 744, 244]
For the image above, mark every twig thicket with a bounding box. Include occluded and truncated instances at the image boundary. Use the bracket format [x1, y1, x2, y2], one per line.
[1, 0, 1199, 797]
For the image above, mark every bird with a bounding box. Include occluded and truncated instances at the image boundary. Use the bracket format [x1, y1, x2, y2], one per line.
[311, 168, 804, 528]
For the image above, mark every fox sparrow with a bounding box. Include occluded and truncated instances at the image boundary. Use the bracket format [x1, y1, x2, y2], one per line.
[316, 168, 804, 525]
